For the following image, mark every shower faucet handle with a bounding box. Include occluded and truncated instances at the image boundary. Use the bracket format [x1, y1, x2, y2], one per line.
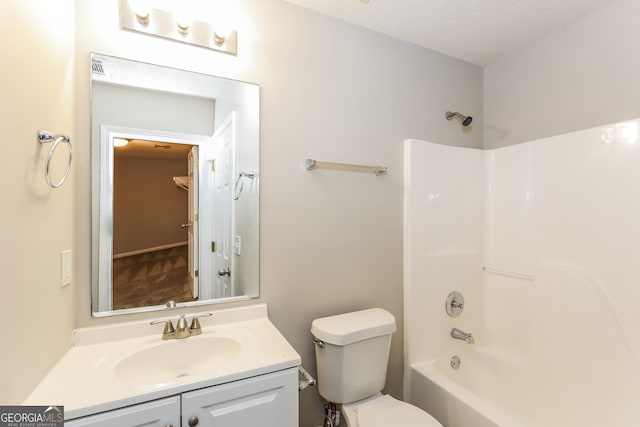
[445, 291, 465, 318]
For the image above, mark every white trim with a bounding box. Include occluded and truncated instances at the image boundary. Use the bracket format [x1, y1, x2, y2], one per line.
[94, 124, 209, 313]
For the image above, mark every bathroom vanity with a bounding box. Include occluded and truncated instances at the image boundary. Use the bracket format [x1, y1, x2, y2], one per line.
[25, 304, 300, 426]
[64, 369, 296, 426]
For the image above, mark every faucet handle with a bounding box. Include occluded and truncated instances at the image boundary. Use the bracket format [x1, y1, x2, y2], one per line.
[150, 319, 176, 340]
[190, 313, 213, 335]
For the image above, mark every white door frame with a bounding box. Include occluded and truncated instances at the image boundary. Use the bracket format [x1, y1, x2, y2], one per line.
[96, 124, 210, 313]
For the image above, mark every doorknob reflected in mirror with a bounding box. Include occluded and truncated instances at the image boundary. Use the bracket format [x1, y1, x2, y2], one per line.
[217, 268, 231, 277]
[181, 223, 192, 228]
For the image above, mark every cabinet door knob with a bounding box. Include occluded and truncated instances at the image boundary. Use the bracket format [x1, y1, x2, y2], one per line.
[188, 416, 199, 426]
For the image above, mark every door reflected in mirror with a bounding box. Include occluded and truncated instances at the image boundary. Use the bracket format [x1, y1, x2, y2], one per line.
[112, 139, 198, 310]
[90, 53, 260, 316]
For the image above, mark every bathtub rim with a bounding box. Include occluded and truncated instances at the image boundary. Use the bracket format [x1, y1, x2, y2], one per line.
[407, 359, 530, 427]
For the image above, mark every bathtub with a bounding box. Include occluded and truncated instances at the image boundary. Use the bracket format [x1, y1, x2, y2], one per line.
[403, 137, 640, 427]
[407, 358, 528, 427]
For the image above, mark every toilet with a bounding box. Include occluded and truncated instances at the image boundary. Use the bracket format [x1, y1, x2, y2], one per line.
[311, 308, 442, 427]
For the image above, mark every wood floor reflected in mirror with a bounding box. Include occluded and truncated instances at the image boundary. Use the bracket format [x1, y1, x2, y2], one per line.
[112, 245, 197, 310]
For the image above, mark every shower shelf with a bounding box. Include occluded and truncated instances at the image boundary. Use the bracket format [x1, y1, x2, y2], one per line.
[482, 266, 534, 281]
[173, 176, 189, 191]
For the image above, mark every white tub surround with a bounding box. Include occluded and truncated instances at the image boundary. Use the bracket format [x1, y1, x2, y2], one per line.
[25, 304, 301, 421]
[404, 118, 640, 427]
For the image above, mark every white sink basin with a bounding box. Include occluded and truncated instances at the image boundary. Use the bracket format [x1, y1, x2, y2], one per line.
[114, 336, 241, 385]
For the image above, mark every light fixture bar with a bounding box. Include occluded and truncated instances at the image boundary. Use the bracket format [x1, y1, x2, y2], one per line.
[119, 0, 237, 56]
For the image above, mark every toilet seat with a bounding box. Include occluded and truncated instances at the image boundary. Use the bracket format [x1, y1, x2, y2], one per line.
[355, 395, 442, 427]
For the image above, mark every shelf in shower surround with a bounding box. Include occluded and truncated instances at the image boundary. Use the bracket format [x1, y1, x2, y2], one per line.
[482, 266, 534, 281]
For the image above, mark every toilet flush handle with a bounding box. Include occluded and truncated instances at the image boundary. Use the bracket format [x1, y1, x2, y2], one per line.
[313, 338, 325, 348]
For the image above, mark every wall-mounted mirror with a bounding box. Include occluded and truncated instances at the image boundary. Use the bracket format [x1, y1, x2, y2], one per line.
[91, 53, 259, 316]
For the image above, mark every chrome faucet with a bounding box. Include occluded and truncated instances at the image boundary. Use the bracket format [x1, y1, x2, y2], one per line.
[151, 313, 213, 340]
[450, 327, 475, 344]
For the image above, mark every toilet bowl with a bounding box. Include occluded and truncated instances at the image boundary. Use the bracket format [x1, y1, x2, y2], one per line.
[311, 308, 443, 427]
[341, 394, 442, 427]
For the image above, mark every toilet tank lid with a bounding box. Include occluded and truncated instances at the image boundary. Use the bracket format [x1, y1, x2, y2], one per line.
[311, 308, 396, 346]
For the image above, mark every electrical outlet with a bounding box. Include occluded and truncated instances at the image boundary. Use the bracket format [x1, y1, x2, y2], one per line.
[61, 249, 72, 288]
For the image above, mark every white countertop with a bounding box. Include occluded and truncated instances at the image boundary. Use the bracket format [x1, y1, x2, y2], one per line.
[24, 304, 301, 420]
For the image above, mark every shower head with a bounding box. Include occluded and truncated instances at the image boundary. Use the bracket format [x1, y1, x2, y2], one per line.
[446, 111, 473, 127]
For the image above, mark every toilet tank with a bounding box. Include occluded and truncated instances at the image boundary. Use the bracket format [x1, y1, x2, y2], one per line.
[311, 308, 396, 404]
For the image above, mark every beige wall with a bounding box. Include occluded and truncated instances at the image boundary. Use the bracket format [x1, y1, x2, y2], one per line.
[0, 0, 75, 403]
[113, 156, 188, 254]
[91, 82, 216, 142]
[0, 0, 482, 422]
[484, 0, 640, 149]
[73, 2, 482, 425]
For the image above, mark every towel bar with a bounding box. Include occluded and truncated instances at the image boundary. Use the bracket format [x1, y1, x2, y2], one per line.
[305, 159, 387, 176]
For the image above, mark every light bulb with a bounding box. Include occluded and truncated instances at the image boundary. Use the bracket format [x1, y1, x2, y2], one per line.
[113, 138, 129, 148]
[213, 23, 231, 46]
[131, 0, 151, 24]
[175, 1, 194, 34]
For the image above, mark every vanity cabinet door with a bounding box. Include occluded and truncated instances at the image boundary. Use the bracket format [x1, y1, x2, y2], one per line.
[65, 396, 180, 427]
[181, 368, 298, 427]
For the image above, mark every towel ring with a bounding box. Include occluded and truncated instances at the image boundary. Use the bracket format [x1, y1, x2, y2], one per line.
[38, 129, 72, 188]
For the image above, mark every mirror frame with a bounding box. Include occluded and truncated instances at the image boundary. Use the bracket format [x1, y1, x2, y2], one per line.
[90, 53, 260, 317]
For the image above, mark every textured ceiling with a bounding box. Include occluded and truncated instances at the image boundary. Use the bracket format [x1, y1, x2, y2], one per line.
[283, 0, 615, 65]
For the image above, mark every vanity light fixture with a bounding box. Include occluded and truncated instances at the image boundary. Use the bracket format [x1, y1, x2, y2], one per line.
[119, 0, 238, 55]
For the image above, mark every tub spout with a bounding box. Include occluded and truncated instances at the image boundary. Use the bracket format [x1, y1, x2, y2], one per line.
[451, 328, 475, 344]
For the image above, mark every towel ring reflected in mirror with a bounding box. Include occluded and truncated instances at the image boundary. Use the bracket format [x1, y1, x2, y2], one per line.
[233, 171, 256, 200]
